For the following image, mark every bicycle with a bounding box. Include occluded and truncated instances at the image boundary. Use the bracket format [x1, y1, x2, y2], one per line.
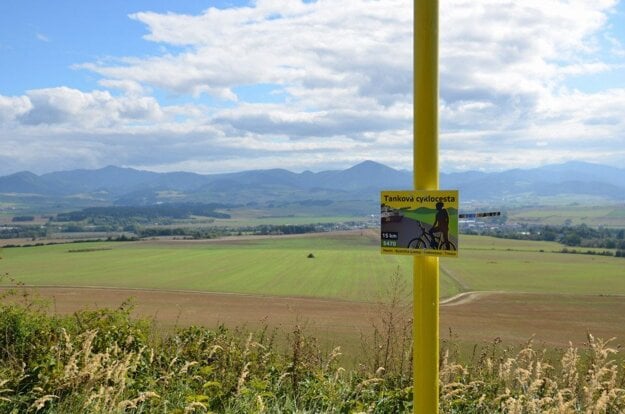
[407, 220, 456, 251]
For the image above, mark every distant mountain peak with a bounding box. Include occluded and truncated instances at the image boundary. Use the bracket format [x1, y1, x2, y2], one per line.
[101, 165, 126, 171]
[346, 160, 396, 173]
[355, 160, 382, 166]
[2, 160, 625, 206]
[7, 171, 39, 179]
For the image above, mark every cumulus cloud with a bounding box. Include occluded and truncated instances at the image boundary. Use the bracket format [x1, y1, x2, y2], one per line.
[4, 87, 165, 128]
[98, 79, 148, 96]
[212, 103, 410, 139]
[2, 0, 625, 175]
[0, 95, 32, 123]
[83, 0, 413, 106]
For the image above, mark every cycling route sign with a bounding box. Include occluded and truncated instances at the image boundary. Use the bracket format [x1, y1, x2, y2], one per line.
[381, 190, 459, 257]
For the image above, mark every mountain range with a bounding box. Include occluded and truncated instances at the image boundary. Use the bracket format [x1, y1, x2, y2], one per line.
[1, 160, 624, 213]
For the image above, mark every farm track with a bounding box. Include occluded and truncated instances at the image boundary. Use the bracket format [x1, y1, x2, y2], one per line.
[440, 290, 496, 306]
[4, 286, 625, 349]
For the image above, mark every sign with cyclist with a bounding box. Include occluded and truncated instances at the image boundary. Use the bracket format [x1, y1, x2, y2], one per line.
[381, 190, 459, 257]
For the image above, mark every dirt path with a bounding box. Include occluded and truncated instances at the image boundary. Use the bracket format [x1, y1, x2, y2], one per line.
[440, 291, 495, 306]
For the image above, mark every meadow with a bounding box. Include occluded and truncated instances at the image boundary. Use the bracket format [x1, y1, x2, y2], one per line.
[2, 232, 624, 300]
[3, 228, 625, 413]
[2, 230, 625, 355]
[444, 235, 625, 295]
[508, 203, 625, 227]
[0, 231, 422, 302]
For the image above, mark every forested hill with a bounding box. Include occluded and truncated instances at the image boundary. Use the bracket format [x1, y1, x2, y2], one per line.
[1, 160, 624, 208]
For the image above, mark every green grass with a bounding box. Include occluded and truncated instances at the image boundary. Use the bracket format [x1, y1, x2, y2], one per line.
[2, 296, 625, 413]
[508, 204, 625, 227]
[0, 234, 430, 301]
[460, 234, 564, 251]
[443, 235, 625, 295]
[2, 233, 624, 302]
[0, 201, 20, 217]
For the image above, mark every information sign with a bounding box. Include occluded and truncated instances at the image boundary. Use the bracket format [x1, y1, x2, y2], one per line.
[381, 190, 459, 257]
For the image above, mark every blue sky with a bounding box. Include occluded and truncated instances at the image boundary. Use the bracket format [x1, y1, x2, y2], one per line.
[0, 1, 209, 94]
[1, 0, 625, 175]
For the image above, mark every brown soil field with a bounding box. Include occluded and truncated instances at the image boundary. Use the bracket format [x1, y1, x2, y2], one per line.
[440, 291, 625, 347]
[4, 287, 625, 353]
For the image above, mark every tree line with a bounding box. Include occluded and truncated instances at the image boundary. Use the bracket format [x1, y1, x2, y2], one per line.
[471, 223, 625, 258]
[55, 203, 231, 222]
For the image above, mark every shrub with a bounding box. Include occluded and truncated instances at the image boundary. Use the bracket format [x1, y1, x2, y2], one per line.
[1, 283, 625, 412]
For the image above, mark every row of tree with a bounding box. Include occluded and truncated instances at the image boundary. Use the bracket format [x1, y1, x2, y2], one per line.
[0, 225, 46, 239]
[136, 223, 335, 239]
[475, 223, 625, 250]
[55, 203, 231, 223]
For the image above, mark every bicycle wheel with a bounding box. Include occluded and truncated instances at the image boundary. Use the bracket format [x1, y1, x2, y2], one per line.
[440, 240, 457, 251]
[408, 238, 427, 249]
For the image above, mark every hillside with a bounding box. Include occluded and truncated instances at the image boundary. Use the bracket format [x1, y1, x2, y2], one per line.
[1, 161, 625, 214]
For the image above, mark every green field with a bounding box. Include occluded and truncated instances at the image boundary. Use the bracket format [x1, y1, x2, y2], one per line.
[183, 214, 367, 227]
[443, 235, 625, 295]
[0, 233, 427, 301]
[2, 232, 624, 301]
[0, 201, 20, 217]
[508, 204, 625, 227]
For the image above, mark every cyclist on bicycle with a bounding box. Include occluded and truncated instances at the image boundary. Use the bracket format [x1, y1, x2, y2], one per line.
[429, 201, 450, 249]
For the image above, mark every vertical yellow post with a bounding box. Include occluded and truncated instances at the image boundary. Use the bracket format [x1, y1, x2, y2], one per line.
[413, 0, 439, 413]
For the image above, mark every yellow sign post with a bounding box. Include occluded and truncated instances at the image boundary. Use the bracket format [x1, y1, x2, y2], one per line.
[414, 0, 439, 413]
[379, 2, 440, 410]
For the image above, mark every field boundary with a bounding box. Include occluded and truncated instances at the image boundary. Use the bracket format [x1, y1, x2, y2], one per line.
[440, 264, 470, 292]
[0, 284, 377, 306]
[10, 284, 625, 306]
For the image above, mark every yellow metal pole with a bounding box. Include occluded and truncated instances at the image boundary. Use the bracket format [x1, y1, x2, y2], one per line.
[413, 0, 439, 413]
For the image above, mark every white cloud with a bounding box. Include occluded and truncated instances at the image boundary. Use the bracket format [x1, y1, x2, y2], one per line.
[7, 87, 166, 128]
[98, 79, 148, 96]
[2, 0, 625, 175]
[605, 32, 625, 57]
[36, 33, 50, 42]
[84, 0, 412, 106]
[0, 95, 32, 123]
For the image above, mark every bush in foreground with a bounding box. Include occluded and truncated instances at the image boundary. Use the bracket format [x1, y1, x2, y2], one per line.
[439, 335, 625, 413]
[0, 297, 411, 413]
[0, 294, 624, 413]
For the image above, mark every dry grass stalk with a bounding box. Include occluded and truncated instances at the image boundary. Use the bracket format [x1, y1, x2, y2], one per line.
[29, 394, 58, 412]
[184, 400, 208, 412]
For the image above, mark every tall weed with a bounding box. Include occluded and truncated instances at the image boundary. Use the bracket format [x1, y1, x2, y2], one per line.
[1, 277, 625, 412]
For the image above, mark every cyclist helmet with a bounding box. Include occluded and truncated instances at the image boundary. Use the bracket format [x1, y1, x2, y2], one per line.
[436, 202, 444, 210]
